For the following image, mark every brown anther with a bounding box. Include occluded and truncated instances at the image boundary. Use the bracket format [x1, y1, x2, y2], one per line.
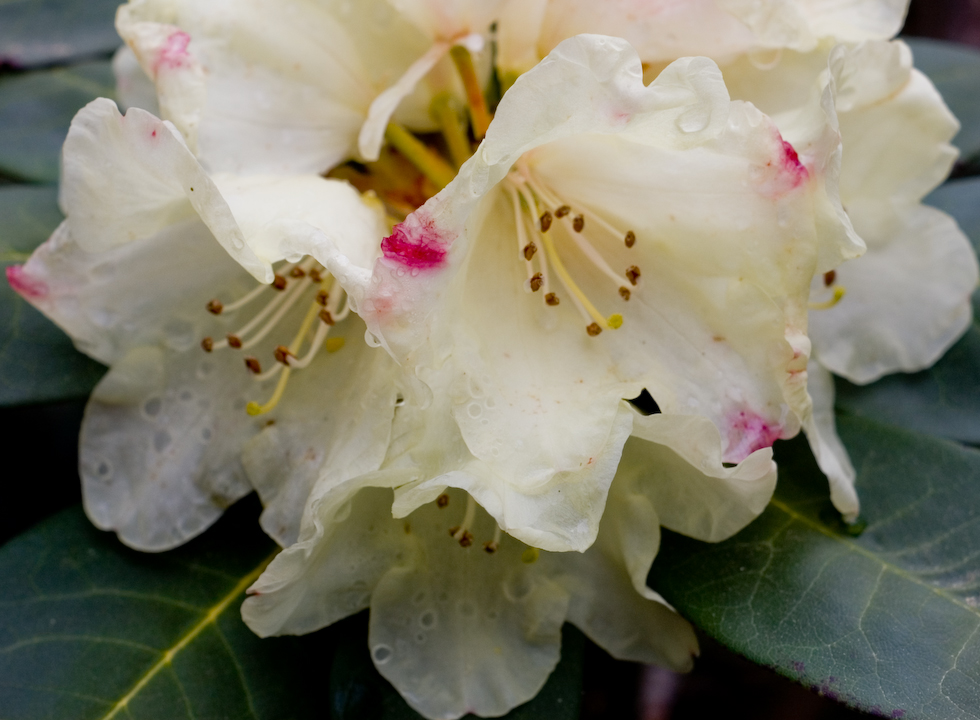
[555, 205, 571, 218]
[309, 268, 323, 283]
[319, 309, 335, 325]
[244, 356, 262, 374]
[436, 493, 450, 508]
[572, 214, 585, 232]
[272, 274, 288, 291]
[626, 265, 641, 286]
[274, 345, 294, 365]
[523, 242, 537, 261]
[529, 273, 544, 292]
[624, 230, 636, 248]
[619, 286, 631, 301]
[539, 211, 553, 232]
[290, 267, 306, 278]
[824, 270, 836, 287]
[206, 299, 223, 315]
[586, 322, 602, 336]
[449, 525, 460, 537]
[201, 337, 214, 352]
[545, 292, 560, 306]
[457, 531, 474, 548]
[483, 541, 499, 554]
[227, 334, 243, 349]
[316, 289, 329, 306]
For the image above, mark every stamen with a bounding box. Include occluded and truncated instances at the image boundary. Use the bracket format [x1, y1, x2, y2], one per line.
[437, 493, 450, 508]
[451, 494, 477, 548]
[540, 227, 620, 333]
[290, 267, 306, 278]
[201, 337, 214, 352]
[244, 356, 262, 374]
[619, 287, 631, 301]
[572, 214, 585, 233]
[206, 299, 223, 315]
[539, 211, 553, 232]
[587, 322, 602, 336]
[507, 184, 542, 292]
[384, 122, 456, 190]
[625, 231, 636, 248]
[239, 278, 310, 350]
[274, 345, 294, 365]
[555, 205, 571, 218]
[227, 334, 243, 349]
[523, 243, 537, 261]
[449, 45, 491, 139]
[484, 523, 502, 554]
[309, 268, 323, 283]
[319, 309, 335, 325]
[810, 286, 846, 310]
[824, 270, 836, 287]
[529, 273, 543, 292]
[316, 289, 329, 306]
[246, 367, 291, 416]
[272, 274, 288, 291]
[545, 292, 560, 306]
[220, 283, 268, 314]
[626, 266, 641, 286]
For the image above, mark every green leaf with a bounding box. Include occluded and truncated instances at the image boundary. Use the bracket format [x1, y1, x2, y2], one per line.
[0, 184, 105, 406]
[836, 177, 980, 444]
[0, 498, 585, 720]
[0, 0, 121, 69]
[328, 616, 584, 720]
[904, 38, 980, 162]
[0, 499, 341, 720]
[651, 419, 980, 720]
[0, 60, 115, 183]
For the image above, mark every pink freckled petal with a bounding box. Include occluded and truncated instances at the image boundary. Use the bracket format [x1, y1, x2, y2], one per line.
[723, 410, 782, 464]
[6, 264, 48, 300]
[780, 139, 809, 187]
[154, 30, 192, 73]
[381, 213, 451, 270]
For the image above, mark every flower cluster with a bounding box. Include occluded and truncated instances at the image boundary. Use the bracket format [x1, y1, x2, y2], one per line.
[8, 0, 977, 717]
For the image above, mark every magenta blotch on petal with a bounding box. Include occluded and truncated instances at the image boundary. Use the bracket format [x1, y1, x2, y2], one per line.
[6, 264, 48, 300]
[154, 30, 192, 73]
[380, 213, 451, 270]
[723, 411, 783, 464]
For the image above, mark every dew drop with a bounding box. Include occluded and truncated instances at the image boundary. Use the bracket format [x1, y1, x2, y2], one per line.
[675, 104, 711, 134]
[503, 570, 533, 602]
[415, 632, 426, 644]
[197, 360, 214, 379]
[91, 458, 113, 484]
[466, 402, 482, 419]
[372, 644, 393, 664]
[419, 610, 437, 629]
[142, 397, 163, 418]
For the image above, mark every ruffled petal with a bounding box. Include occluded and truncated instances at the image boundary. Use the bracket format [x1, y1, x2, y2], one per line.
[242, 317, 404, 547]
[803, 359, 859, 520]
[629, 414, 778, 543]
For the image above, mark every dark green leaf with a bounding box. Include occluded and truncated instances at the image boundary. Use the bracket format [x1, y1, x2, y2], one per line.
[0, 0, 121, 69]
[652, 420, 980, 720]
[329, 616, 583, 720]
[904, 38, 980, 162]
[836, 177, 980, 443]
[0, 498, 342, 720]
[0, 184, 105, 406]
[0, 60, 115, 183]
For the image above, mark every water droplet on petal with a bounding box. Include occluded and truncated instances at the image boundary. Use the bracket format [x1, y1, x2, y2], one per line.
[372, 644, 393, 664]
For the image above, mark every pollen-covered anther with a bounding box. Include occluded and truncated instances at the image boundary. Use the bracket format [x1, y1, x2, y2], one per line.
[436, 494, 449, 508]
[545, 292, 560, 306]
[289, 267, 306, 278]
[315, 289, 329, 306]
[555, 205, 571, 218]
[206, 299, 223, 315]
[274, 345, 295, 365]
[483, 541, 499, 554]
[619, 286, 631, 301]
[523, 242, 537, 261]
[319, 309, 335, 325]
[624, 230, 636, 248]
[201, 337, 214, 352]
[244, 356, 262, 374]
[539, 211, 553, 232]
[309, 268, 323, 283]
[573, 214, 585, 233]
[529, 273, 543, 292]
[272, 274, 288, 291]
[227, 334, 243, 349]
[824, 270, 836, 287]
[626, 265, 641, 286]
[586, 322, 602, 336]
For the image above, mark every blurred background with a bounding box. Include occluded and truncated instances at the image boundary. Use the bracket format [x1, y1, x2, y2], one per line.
[1, 1, 978, 718]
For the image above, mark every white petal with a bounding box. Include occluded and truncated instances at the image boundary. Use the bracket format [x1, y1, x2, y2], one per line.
[112, 45, 160, 114]
[242, 318, 403, 547]
[629, 414, 778, 543]
[810, 203, 978, 383]
[80, 343, 261, 551]
[797, 0, 908, 42]
[803, 359, 859, 520]
[386, 0, 503, 40]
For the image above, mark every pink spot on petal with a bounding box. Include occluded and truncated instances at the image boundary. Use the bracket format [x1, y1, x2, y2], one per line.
[151, 129, 157, 138]
[153, 30, 192, 74]
[723, 410, 782, 464]
[381, 212, 451, 270]
[780, 139, 809, 188]
[6, 264, 48, 300]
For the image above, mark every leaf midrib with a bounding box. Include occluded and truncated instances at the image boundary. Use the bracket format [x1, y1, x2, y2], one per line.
[769, 497, 980, 618]
[98, 551, 277, 720]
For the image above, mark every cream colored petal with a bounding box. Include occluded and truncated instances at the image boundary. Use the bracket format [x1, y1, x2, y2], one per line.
[112, 45, 159, 114]
[803, 359, 859, 521]
[810, 203, 978, 383]
[81, 342, 263, 551]
[242, 318, 403, 547]
[386, 0, 503, 40]
[628, 414, 778, 543]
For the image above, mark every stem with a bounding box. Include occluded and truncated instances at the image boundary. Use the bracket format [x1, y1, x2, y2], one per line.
[450, 44, 491, 139]
[431, 91, 472, 168]
[384, 122, 457, 190]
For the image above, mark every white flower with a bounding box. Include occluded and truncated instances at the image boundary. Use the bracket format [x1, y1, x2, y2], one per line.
[9, 97, 402, 550]
[722, 38, 979, 519]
